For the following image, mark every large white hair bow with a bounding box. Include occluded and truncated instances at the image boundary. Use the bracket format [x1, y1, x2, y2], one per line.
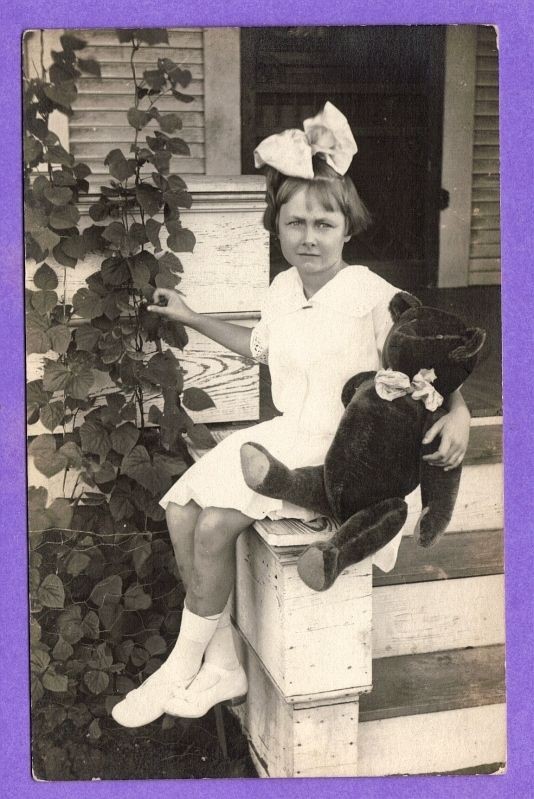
[254, 101, 358, 179]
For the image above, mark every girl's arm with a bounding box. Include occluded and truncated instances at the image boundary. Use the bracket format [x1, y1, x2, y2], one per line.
[422, 389, 471, 471]
[147, 288, 253, 359]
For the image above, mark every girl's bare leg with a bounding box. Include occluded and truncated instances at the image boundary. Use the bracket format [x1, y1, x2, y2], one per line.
[165, 499, 202, 591]
[186, 506, 254, 617]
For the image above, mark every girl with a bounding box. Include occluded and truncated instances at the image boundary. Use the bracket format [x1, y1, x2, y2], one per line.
[112, 103, 470, 727]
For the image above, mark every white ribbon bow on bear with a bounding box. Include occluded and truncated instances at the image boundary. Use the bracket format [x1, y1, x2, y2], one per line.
[253, 101, 358, 178]
[374, 368, 444, 412]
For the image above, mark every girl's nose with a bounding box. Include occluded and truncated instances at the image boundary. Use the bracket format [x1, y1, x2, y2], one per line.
[303, 225, 318, 245]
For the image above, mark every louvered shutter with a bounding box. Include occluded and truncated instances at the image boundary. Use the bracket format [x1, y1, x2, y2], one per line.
[470, 26, 500, 285]
[70, 28, 205, 188]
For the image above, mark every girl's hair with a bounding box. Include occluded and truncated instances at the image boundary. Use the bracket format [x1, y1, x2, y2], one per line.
[262, 156, 372, 237]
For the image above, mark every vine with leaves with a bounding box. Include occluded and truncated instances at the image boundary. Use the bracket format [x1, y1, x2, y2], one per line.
[25, 29, 216, 769]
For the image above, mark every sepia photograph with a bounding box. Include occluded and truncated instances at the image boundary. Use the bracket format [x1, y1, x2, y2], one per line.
[23, 24, 505, 780]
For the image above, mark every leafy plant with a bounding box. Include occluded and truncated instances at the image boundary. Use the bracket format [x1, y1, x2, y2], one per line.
[24, 28, 217, 771]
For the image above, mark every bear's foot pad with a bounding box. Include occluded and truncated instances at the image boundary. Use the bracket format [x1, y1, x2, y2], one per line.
[240, 443, 271, 490]
[297, 545, 338, 592]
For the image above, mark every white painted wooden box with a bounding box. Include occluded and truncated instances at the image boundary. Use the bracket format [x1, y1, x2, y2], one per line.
[235, 528, 373, 701]
[233, 629, 363, 778]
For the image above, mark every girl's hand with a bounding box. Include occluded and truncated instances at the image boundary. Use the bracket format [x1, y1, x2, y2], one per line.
[422, 405, 471, 471]
[147, 288, 197, 326]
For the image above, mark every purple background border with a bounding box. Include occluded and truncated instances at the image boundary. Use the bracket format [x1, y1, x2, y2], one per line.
[3, 1, 533, 796]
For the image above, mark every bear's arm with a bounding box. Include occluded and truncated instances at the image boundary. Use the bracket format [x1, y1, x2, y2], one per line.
[341, 371, 377, 408]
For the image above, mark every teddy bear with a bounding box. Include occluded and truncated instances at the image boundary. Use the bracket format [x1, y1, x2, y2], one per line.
[240, 292, 486, 592]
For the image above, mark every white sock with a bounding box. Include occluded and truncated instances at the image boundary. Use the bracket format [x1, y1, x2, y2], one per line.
[204, 595, 241, 671]
[164, 605, 221, 683]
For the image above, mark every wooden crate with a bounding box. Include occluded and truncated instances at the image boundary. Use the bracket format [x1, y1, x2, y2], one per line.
[233, 630, 363, 778]
[235, 529, 373, 700]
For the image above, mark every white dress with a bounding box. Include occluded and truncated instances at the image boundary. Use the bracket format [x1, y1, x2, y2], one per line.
[160, 264, 405, 571]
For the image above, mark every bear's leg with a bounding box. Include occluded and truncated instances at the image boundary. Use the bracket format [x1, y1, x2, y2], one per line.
[415, 459, 462, 548]
[297, 498, 407, 592]
[240, 443, 332, 517]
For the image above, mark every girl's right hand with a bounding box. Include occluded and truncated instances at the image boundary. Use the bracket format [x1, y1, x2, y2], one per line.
[146, 289, 197, 326]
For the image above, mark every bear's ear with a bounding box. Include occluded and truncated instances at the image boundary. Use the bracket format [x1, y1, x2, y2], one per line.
[389, 291, 422, 322]
[449, 327, 487, 362]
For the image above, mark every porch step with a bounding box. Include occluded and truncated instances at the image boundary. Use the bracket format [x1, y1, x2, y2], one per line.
[372, 572, 505, 658]
[373, 527, 503, 586]
[357, 644, 506, 775]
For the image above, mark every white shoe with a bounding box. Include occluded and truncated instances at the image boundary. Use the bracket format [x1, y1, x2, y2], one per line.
[111, 665, 197, 728]
[164, 662, 248, 719]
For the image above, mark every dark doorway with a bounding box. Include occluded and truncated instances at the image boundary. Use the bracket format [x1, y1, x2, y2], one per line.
[241, 26, 446, 290]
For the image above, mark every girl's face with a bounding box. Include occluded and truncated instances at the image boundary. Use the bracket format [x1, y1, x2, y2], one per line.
[277, 187, 351, 278]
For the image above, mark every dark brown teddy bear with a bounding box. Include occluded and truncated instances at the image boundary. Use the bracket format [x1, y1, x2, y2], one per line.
[240, 292, 486, 591]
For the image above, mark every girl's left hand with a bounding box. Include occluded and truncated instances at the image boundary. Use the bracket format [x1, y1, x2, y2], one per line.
[422, 407, 471, 471]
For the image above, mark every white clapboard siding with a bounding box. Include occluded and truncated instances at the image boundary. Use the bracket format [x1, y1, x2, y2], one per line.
[358, 703, 506, 776]
[372, 573, 505, 658]
[70, 28, 205, 181]
[469, 26, 500, 285]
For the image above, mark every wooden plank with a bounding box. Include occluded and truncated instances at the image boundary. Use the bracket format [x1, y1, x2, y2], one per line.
[471, 214, 500, 230]
[372, 528, 503, 587]
[26, 320, 260, 434]
[474, 107, 499, 122]
[71, 110, 204, 128]
[81, 46, 204, 64]
[358, 703, 506, 775]
[25, 208, 269, 315]
[471, 228, 501, 245]
[372, 574, 505, 657]
[472, 171, 500, 186]
[71, 142, 205, 159]
[473, 119, 499, 135]
[360, 644, 504, 721]
[473, 144, 500, 160]
[472, 165, 500, 180]
[236, 530, 373, 699]
[76, 78, 204, 96]
[469, 257, 501, 272]
[91, 62, 204, 80]
[474, 129, 499, 146]
[77, 29, 203, 48]
[70, 126, 205, 143]
[477, 56, 499, 72]
[476, 43, 498, 58]
[469, 271, 501, 286]
[233, 631, 362, 778]
[470, 243, 501, 259]
[476, 74, 499, 88]
[464, 422, 502, 464]
[72, 94, 204, 112]
[475, 85, 498, 102]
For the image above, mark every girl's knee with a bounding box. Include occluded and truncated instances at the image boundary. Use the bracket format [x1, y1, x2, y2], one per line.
[195, 507, 247, 554]
[165, 501, 200, 542]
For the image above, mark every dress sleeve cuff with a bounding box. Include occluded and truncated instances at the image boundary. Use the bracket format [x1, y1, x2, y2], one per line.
[249, 321, 269, 364]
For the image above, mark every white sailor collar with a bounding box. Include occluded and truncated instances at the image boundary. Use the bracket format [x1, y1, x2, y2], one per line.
[274, 265, 398, 319]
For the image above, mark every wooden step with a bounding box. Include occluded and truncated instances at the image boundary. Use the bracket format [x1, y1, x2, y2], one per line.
[357, 645, 506, 775]
[372, 573, 505, 658]
[373, 527, 503, 586]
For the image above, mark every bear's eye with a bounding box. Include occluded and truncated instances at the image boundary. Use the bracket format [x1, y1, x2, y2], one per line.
[436, 334, 444, 339]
